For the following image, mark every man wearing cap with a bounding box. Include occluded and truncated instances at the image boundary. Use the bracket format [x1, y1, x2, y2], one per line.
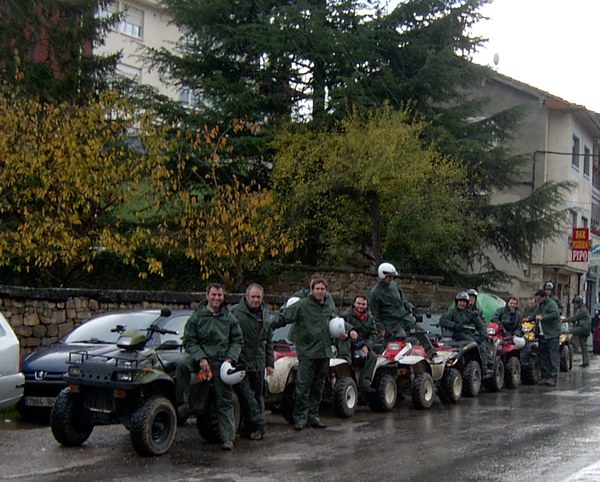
[534, 288, 561, 386]
[544, 281, 563, 315]
[176, 283, 243, 450]
[282, 278, 336, 431]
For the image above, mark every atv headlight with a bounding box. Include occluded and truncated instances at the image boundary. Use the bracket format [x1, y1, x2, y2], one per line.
[522, 325, 532, 333]
[68, 365, 81, 377]
[487, 327, 497, 335]
[114, 371, 134, 382]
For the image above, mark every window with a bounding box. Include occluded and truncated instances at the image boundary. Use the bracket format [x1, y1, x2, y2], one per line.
[584, 146, 591, 177]
[572, 135, 580, 169]
[121, 5, 143, 38]
[582, 216, 589, 228]
[572, 211, 578, 228]
[179, 87, 200, 108]
[592, 200, 600, 232]
[117, 63, 142, 83]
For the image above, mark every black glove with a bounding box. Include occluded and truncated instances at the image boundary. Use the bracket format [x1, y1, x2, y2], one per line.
[453, 323, 463, 333]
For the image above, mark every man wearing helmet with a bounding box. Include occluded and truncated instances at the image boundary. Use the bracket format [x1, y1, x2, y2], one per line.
[534, 288, 561, 386]
[466, 289, 485, 322]
[176, 283, 244, 450]
[565, 295, 591, 367]
[282, 278, 336, 431]
[231, 284, 275, 441]
[544, 281, 563, 315]
[369, 262, 416, 342]
[440, 292, 490, 367]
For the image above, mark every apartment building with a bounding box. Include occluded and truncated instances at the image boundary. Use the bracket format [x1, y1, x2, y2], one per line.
[471, 74, 600, 312]
[96, 0, 181, 101]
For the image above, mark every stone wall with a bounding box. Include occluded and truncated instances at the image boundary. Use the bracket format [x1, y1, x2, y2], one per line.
[1, 270, 449, 353]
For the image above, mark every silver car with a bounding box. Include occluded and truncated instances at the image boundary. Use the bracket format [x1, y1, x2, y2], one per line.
[0, 312, 24, 409]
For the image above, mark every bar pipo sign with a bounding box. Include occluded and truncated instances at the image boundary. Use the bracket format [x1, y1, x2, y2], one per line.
[571, 228, 589, 262]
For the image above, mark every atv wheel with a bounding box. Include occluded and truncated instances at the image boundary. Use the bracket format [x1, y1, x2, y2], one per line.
[50, 388, 94, 447]
[367, 372, 397, 412]
[439, 368, 462, 404]
[281, 382, 295, 424]
[462, 360, 482, 398]
[483, 359, 505, 392]
[504, 357, 521, 389]
[521, 356, 541, 385]
[196, 392, 242, 443]
[560, 345, 570, 372]
[411, 373, 435, 409]
[130, 395, 177, 456]
[332, 377, 357, 418]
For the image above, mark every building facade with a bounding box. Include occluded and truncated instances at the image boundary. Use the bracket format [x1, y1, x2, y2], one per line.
[473, 74, 600, 314]
[96, 0, 181, 101]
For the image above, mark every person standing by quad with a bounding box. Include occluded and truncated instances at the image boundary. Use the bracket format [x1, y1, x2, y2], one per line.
[565, 295, 591, 367]
[534, 289, 561, 386]
[522, 296, 537, 323]
[544, 281, 563, 315]
[230, 283, 274, 441]
[283, 278, 335, 431]
[491, 297, 523, 336]
[369, 262, 416, 343]
[339, 295, 378, 395]
[440, 291, 490, 367]
[176, 283, 244, 450]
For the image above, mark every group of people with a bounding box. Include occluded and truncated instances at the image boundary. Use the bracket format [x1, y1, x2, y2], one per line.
[440, 281, 591, 387]
[174, 266, 592, 451]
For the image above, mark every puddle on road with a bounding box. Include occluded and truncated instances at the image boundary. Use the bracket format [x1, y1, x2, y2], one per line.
[0, 416, 44, 430]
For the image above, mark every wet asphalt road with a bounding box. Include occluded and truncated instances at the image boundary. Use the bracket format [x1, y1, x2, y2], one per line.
[3, 357, 600, 482]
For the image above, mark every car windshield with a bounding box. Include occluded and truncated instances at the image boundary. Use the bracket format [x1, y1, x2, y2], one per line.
[63, 312, 161, 344]
[272, 324, 293, 344]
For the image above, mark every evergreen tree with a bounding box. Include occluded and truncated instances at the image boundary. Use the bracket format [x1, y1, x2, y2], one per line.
[153, 0, 572, 281]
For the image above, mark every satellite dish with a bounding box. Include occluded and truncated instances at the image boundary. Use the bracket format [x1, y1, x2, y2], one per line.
[493, 53, 500, 66]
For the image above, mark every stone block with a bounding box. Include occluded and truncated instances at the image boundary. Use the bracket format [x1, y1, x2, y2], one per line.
[10, 315, 24, 328]
[74, 298, 82, 310]
[32, 324, 46, 338]
[66, 309, 77, 319]
[58, 322, 74, 338]
[47, 325, 58, 337]
[78, 310, 92, 320]
[89, 299, 99, 311]
[14, 326, 32, 337]
[66, 298, 75, 309]
[24, 337, 41, 348]
[39, 314, 53, 325]
[52, 311, 66, 324]
[24, 313, 39, 326]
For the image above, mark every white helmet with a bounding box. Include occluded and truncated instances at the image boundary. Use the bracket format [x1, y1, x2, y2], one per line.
[513, 336, 526, 350]
[219, 361, 246, 385]
[378, 262, 398, 279]
[285, 296, 301, 308]
[329, 316, 346, 339]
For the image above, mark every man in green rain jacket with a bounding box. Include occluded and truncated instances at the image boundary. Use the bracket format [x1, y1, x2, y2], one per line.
[566, 295, 591, 367]
[176, 283, 243, 450]
[283, 278, 335, 431]
[534, 289, 561, 386]
[231, 283, 274, 440]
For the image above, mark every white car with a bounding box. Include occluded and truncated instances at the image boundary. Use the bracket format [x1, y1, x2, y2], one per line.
[0, 312, 24, 409]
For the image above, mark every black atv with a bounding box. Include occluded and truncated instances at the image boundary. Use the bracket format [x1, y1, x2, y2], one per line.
[51, 310, 182, 456]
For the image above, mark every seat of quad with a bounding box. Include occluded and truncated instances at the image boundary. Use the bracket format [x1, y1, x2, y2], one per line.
[156, 354, 180, 373]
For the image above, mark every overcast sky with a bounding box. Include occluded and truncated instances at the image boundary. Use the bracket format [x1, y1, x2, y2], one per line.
[470, 0, 600, 113]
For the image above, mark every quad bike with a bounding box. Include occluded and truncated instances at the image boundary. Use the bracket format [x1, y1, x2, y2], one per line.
[559, 320, 574, 372]
[436, 324, 504, 397]
[486, 322, 525, 389]
[278, 354, 360, 422]
[520, 319, 541, 385]
[51, 315, 183, 456]
[379, 329, 464, 410]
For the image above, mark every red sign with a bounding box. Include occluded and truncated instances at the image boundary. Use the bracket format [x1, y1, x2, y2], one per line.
[572, 228, 589, 262]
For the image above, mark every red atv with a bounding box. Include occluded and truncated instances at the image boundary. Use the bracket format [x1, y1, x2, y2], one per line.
[485, 322, 526, 389]
[379, 329, 464, 409]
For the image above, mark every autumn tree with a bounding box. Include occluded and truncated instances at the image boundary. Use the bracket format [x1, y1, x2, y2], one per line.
[273, 107, 467, 271]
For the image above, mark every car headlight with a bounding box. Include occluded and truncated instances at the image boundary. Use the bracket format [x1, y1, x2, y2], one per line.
[114, 371, 134, 382]
[68, 365, 81, 377]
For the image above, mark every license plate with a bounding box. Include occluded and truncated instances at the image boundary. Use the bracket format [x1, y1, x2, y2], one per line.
[25, 396, 56, 407]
